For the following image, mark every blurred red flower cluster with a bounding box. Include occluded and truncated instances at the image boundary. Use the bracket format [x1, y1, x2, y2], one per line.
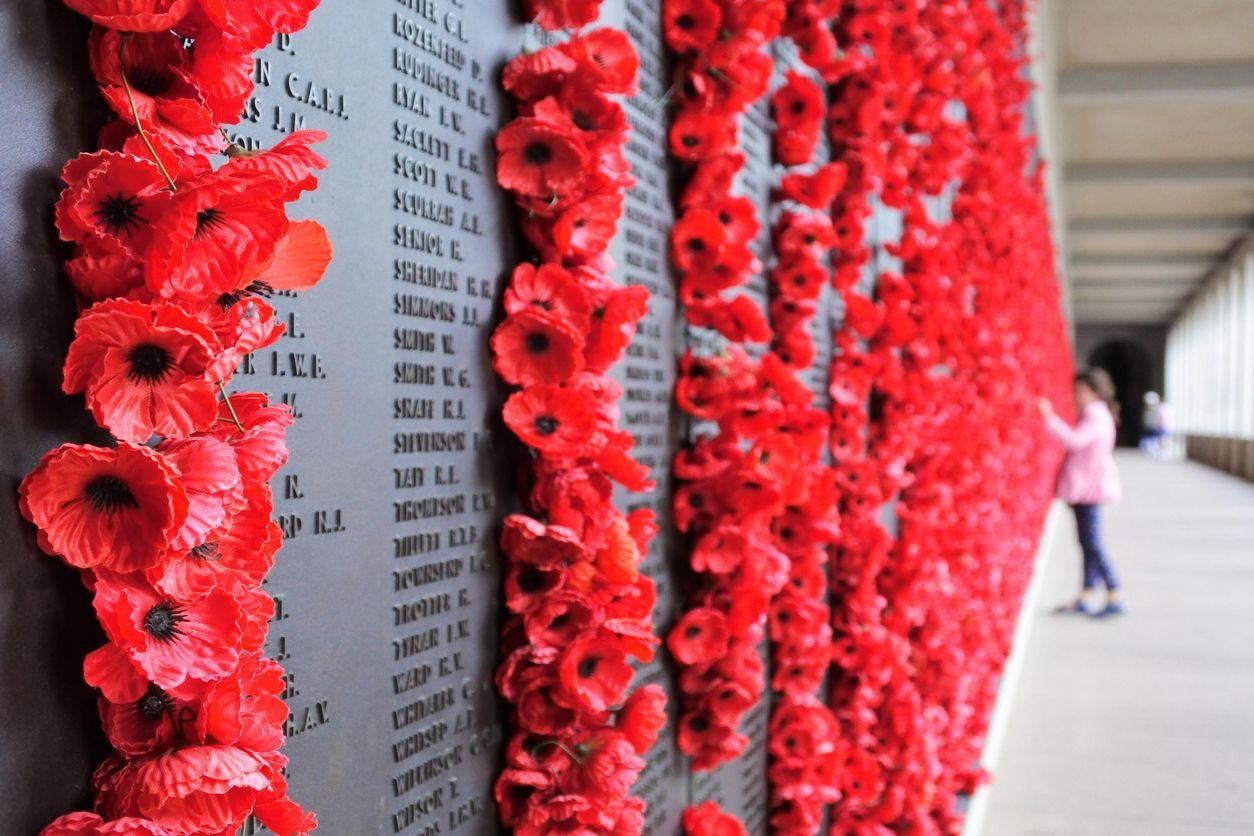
[664, 0, 794, 780]
[761, 8, 848, 829]
[491, 27, 665, 835]
[817, 1, 1071, 832]
[24, 1, 331, 834]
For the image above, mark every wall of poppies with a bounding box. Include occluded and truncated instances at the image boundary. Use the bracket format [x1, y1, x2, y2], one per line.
[15, 0, 1070, 834]
[491, 0, 1071, 834]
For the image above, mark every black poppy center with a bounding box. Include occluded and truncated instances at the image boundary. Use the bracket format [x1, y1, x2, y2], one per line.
[127, 66, 171, 97]
[534, 415, 559, 436]
[517, 565, 548, 593]
[681, 134, 701, 148]
[137, 685, 172, 720]
[195, 207, 226, 238]
[94, 193, 147, 238]
[524, 141, 553, 165]
[143, 602, 186, 643]
[676, 13, 695, 29]
[126, 342, 174, 382]
[577, 655, 600, 678]
[791, 101, 806, 115]
[686, 237, 706, 252]
[690, 714, 710, 732]
[84, 475, 139, 514]
[525, 332, 551, 354]
[190, 541, 220, 561]
[572, 110, 595, 131]
[684, 625, 701, 639]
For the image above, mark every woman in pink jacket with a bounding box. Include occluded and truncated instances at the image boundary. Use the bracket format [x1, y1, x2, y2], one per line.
[1039, 368, 1125, 617]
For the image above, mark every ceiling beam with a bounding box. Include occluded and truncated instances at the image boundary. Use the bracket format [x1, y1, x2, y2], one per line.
[1068, 216, 1252, 235]
[1064, 160, 1254, 185]
[1069, 252, 1220, 267]
[1059, 63, 1254, 103]
[1072, 278, 1200, 288]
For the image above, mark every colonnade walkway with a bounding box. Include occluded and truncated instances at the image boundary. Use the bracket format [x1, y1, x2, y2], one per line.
[977, 452, 1254, 835]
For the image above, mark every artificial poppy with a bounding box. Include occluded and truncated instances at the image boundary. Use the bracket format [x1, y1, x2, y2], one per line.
[557, 632, 633, 713]
[63, 0, 192, 32]
[56, 151, 171, 255]
[93, 572, 243, 697]
[522, 0, 601, 31]
[496, 118, 588, 200]
[95, 745, 274, 833]
[62, 298, 219, 442]
[663, 0, 722, 53]
[492, 308, 585, 386]
[144, 169, 288, 302]
[616, 683, 666, 755]
[40, 813, 172, 835]
[682, 801, 748, 836]
[19, 442, 186, 573]
[667, 608, 730, 666]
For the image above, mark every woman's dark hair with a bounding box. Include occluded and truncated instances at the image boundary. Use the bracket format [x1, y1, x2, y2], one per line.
[1075, 368, 1119, 422]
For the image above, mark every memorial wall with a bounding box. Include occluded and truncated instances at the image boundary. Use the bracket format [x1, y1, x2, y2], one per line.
[0, 1, 826, 833]
[2, 1, 1073, 834]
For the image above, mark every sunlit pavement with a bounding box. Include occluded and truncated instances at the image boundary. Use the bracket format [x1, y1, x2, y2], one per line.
[978, 452, 1254, 836]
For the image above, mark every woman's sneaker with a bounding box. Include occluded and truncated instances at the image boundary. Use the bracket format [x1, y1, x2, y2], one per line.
[1091, 602, 1126, 618]
[1052, 600, 1090, 615]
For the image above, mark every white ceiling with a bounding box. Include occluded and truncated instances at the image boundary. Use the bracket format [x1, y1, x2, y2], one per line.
[1052, 0, 1254, 324]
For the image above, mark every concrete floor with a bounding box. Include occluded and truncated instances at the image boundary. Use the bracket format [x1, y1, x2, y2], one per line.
[979, 452, 1254, 836]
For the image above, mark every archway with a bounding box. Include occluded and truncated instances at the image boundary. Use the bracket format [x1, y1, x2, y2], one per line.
[1088, 340, 1154, 447]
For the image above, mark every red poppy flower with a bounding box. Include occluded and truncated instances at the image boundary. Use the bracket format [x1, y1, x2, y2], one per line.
[778, 162, 848, 209]
[62, 0, 192, 32]
[670, 111, 736, 161]
[96, 745, 272, 833]
[201, 393, 293, 482]
[62, 299, 219, 442]
[522, 0, 600, 31]
[668, 608, 730, 666]
[89, 29, 218, 154]
[156, 436, 242, 553]
[501, 514, 587, 570]
[496, 118, 588, 200]
[672, 209, 726, 273]
[197, 653, 287, 753]
[505, 263, 592, 330]
[558, 730, 645, 802]
[552, 193, 622, 261]
[557, 632, 633, 713]
[19, 442, 186, 573]
[93, 572, 243, 697]
[492, 309, 585, 386]
[195, 0, 321, 50]
[182, 26, 254, 124]
[40, 813, 172, 835]
[574, 283, 645, 370]
[56, 151, 171, 256]
[563, 29, 640, 96]
[683, 801, 747, 836]
[503, 47, 578, 102]
[145, 170, 288, 302]
[504, 384, 601, 456]
[664, 0, 722, 52]
[150, 480, 277, 601]
[616, 683, 666, 754]
[64, 236, 145, 302]
[686, 294, 772, 343]
[220, 130, 328, 201]
[85, 642, 195, 758]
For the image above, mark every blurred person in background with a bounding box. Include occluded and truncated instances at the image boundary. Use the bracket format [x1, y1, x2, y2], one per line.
[1039, 368, 1125, 617]
[1140, 391, 1172, 459]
